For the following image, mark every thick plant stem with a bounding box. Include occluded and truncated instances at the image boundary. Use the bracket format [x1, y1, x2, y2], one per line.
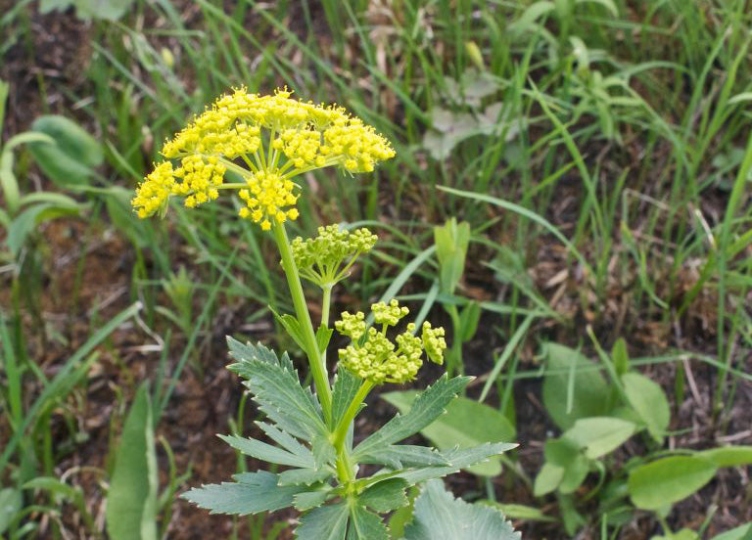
[274, 223, 333, 423]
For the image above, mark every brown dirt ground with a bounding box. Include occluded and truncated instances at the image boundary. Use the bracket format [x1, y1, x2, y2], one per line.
[1, 2, 750, 540]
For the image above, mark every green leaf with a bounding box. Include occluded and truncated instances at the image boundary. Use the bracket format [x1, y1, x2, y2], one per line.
[183, 471, 304, 515]
[227, 340, 326, 441]
[698, 446, 752, 468]
[278, 468, 332, 487]
[6, 203, 80, 258]
[542, 438, 589, 494]
[611, 338, 629, 376]
[296, 503, 350, 540]
[434, 218, 470, 294]
[395, 443, 517, 486]
[382, 391, 515, 476]
[533, 463, 564, 496]
[332, 369, 363, 429]
[353, 376, 470, 460]
[402, 479, 521, 540]
[0, 488, 22, 534]
[347, 505, 389, 540]
[274, 312, 309, 356]
[220, 434, 314, 468]
[359, 479, 410, 513]
[458, 301, 481, 342]
[628, 455, 717, 510]
[563, 417, 636, 459]
[316, 325, 334, 354]
[710, 523, 752, 540]
[357, 445, 448, 469]
[28, 115, 103, 187]
[485, 503, 556, 523]
[542, 343, 611, 430]
[105, 384, 158, 540]
[257, 421, 317, 463]
[621, 372, 670, 443]
[294, 489, 331, 511]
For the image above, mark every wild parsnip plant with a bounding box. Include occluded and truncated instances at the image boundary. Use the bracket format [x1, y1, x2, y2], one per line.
[133, 88, 519, 539]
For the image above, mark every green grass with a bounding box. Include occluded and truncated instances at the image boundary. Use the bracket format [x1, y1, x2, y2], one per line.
[1, 0, 751, 537]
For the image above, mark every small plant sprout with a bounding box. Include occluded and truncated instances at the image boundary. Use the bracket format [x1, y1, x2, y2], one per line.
[133, 88, 518, 539]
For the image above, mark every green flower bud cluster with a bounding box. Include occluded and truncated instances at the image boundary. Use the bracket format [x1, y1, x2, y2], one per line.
[291, 224, 377, 288]
[335, 300, 447, 384]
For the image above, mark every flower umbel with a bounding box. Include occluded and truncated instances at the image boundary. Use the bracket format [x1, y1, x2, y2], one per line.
[292, 224, 378, 287]
[133, 88, 395, 227]
[335, 300, 447, 384]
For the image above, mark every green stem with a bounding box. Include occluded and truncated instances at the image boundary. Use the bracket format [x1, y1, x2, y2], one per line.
[273, 223, 333, 423]
[332, 380, 374, 484]
[321, 283, 333, 326]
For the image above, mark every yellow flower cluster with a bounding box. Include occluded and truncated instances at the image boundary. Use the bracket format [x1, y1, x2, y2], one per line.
[335, 300, 447, 385]
[291, 224, 378, 287]
[133, 88, 395, 227]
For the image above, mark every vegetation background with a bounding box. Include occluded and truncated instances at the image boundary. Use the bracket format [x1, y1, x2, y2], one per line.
[0, 0, 750, 538]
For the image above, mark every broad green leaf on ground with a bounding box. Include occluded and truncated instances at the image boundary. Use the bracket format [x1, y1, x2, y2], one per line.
[28, 115, 103, 186]
[698, 446, 752, 467]
[541, 438, 589, 494]
[563, 417, 636, 459]
[183, 471, 305, 515]
[621, 372, 670, 443]
[353, 376, 469, 460]
[382, 391, 515, 476]
[105, 384, 158, 540]
[533, 462, 565, 497]
[484, 503, 556, 523]
[628, 455, 717, 510]
[402, 479, 520, 540]
[296, 503, 350, 540]
[542, 343, 611, 430]
[710, 523, 752, 540]
[434, 218, 470, 294]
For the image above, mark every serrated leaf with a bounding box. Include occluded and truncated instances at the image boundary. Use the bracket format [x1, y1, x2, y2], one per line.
[296, 503, 350, 540]
[275, 312, 309, 356]
[628, 456, 717, 510]
[360, 479, 410, 513]
[395, 442, 517, 486]
[220, 434, 313, 468]
[621, 372, 670, 443]
[227, 337, 289, 370]
[332, 369, 363, 429]
[294, 489, 331, 511]
[354, 376, 470, 459]
[402, 479, 521, 540]
[226, 341, 326, 441]
[312, 434, 337, 469]
[563, 417, 636, 459]
[316, 325, 334, 354]
[106, 384, 158, 540]
[183, 471, 304, 515]
[357, 445, 448, 469]
[382, 391, 515, 476]
[347, 505, 389, 540]
[278, 468, 332, 487]
[542, 343, 611, 430]
[257, 422, 315, 462]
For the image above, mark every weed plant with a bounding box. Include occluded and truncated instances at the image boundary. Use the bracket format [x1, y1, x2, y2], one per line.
[1, 0, 750, 538]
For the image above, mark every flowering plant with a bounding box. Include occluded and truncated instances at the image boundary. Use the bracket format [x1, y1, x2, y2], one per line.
[134, 88, 518, 539]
